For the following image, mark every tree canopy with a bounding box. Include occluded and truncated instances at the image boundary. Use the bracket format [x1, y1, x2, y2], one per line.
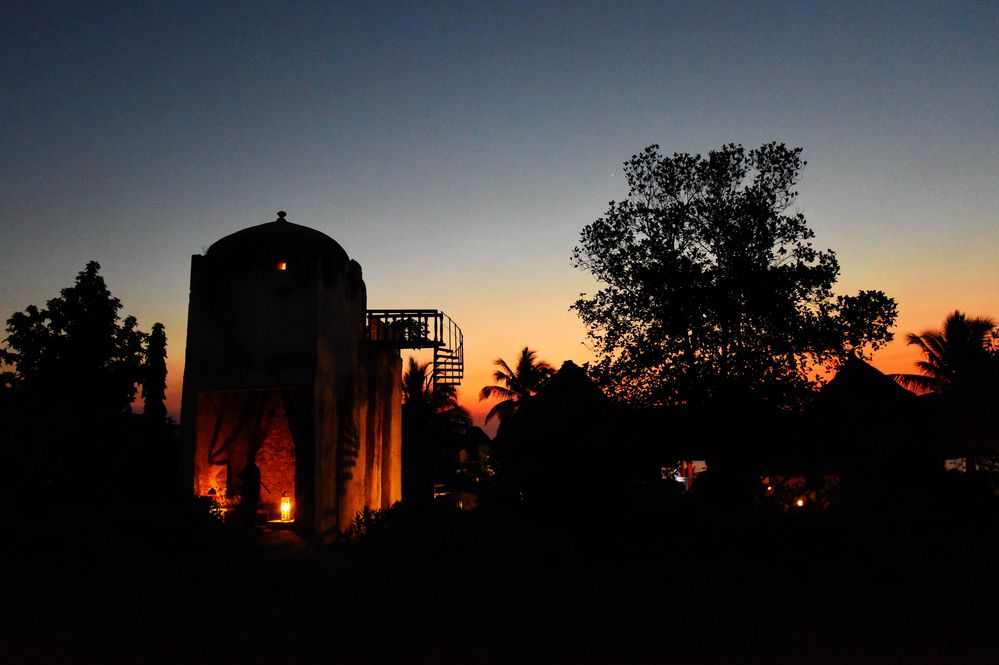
[572, 143, 897, 408]
[1, 261, 148, 419]
[0, 261, 167, 500]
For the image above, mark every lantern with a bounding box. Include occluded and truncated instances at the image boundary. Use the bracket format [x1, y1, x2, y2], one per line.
[280, 492, 292, 521]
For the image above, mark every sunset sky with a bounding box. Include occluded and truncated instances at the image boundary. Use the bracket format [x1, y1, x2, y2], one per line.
[3, 1, 997, 434]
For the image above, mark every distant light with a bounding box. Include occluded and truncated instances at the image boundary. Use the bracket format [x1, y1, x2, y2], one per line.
[206, 488, 222, 518]
[795, 498, 805, 508]
[766, 486, 773, 492]
[277, 261, 287, 271]
[280, 493, 292, 521]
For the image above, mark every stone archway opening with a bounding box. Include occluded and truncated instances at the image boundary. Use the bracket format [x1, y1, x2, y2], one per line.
[193, 390, 297, 522]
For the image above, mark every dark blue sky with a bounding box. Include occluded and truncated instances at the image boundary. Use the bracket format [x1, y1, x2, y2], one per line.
[2, 1, 997, 422]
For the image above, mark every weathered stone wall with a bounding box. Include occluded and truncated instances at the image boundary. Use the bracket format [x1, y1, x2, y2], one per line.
[335, 346, 402, 531]
[376, 350, 403, 507]
[253, 395, 296, 510]
[313, 257, 367, 536]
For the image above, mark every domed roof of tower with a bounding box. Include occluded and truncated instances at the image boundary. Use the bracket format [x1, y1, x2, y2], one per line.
[206, 211, 350, 264]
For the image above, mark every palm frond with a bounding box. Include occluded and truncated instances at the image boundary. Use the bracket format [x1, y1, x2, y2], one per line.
[493, 358, 516, 382]
[402, 357, 432, 405]
[892, 372, 940, 393]
[437, 404, 473, 428]
[480, 384, 516, 401]
[480, 346, 554, 423]
[484, 398, 516, 425]
[900, 310, 998, 396]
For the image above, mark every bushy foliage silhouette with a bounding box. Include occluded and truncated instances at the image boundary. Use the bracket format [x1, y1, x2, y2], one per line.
[0, 261, 167, 505]
[2, 261, 146, 417]
[572, 143, 897, 407]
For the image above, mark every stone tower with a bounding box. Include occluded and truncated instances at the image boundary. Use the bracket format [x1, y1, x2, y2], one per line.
[180, 212, 402, 537]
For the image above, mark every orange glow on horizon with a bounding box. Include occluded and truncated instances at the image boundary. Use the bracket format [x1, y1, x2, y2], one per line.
[158, 297, 993, 438]
[159, 333, 934, 436]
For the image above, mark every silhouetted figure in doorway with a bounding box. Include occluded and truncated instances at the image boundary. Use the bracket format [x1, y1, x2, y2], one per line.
[238, 461, 261, 529]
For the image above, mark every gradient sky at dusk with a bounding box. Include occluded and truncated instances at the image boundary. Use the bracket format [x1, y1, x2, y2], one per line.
[3, 1, 997, 433]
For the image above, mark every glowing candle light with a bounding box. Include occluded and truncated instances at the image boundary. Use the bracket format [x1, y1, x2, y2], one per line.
[280, 493, 292, 521]
[277, 261, 287, 271]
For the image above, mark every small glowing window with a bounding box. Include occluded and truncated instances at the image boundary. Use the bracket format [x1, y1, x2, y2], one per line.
[276, 261, 287, 271]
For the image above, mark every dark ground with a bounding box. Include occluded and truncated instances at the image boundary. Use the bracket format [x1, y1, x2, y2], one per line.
[3, 486, 999, 665]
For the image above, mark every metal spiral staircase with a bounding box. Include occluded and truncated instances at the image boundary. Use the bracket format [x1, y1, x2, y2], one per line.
[365, 309, 463, 389]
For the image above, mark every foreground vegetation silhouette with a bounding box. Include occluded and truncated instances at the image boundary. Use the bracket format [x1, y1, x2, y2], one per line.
[3, 158, 999, 661]
[0, 261, 174, 511]
[894, 311, 999, 473]
[401, 357, 473, 502]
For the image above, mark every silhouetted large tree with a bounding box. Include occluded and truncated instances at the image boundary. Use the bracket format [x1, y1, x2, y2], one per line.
[2, 261, 146, 418]
[572, 143, 897, 407]
[0, 261, 161, 502]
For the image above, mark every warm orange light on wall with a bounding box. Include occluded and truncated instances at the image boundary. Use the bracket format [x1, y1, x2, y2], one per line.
[280, 493, 292, 521]
[277, 261, 287, 271]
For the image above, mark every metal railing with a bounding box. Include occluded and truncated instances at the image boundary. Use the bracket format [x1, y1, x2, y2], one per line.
[366, 309, 463, 388]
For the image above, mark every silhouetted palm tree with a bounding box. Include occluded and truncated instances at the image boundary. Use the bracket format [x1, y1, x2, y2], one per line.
[479, 347, 554, 428]
[894, 311, 997, 396]
[402, 357, 471, 501]
[402, 357, 471, 429]
[894, 311, 998, 472]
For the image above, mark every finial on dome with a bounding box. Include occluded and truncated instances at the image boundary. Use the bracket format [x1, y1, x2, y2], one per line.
[276, 211, 287, 221]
